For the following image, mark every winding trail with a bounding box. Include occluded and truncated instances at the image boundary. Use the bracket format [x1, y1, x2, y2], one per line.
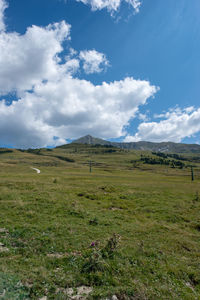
[31, 167, 41, 174]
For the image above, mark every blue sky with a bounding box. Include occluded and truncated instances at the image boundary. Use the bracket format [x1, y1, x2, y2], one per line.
[0, 0, 200, 148]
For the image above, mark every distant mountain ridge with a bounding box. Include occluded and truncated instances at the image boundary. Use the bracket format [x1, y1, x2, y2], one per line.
[69, 135, 200, 153]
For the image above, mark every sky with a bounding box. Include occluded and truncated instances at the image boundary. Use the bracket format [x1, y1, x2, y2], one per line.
[0, 0, 200, 148]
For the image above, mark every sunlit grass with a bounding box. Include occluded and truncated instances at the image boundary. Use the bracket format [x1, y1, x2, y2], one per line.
[0, 146, 200, 299]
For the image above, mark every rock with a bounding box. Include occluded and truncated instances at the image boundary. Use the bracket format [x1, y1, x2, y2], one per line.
[47, 253, 64, 258]
[66, 288, 74, 296]
[57, 286, 93, 299]
[0, 228, 8, 233]
[77, 286, 92, 294]
[105, 296, 118, 300]
[0, 289, 6, 297]
[186, 282, 194, 291]
[0, 243, 9, 252]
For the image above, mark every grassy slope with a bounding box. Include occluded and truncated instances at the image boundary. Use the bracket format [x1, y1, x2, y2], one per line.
[0, 146, 200, 299]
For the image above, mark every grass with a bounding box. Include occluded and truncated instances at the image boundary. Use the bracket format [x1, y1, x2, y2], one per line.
[0, 145, 200, 299]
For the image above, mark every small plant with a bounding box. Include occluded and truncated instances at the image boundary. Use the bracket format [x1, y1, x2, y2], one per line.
[81, 248, 106, 273]
[89, 217, 99, 226]
[81, 234, 121, 274]
[53, 178, 57, 183]
[77, 192, 85, 197]
[102, 233, 121, 258]
[85, 194, 97, 200]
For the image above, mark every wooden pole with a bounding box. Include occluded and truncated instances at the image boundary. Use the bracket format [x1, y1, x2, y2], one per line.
[191, 166, 194, 181]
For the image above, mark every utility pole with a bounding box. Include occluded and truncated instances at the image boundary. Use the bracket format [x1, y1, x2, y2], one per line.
[191, 166, 194, 181]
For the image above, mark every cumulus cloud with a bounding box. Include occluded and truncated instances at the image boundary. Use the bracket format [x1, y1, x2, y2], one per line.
[65, 58, 80, 74]
[0, 21, 71, 95]
[0, 77, 157, 148]
[79, 50, 109, 74]
[0, 0, 7, 31]
[0, 19, 109, 95]
[0, 0, 158, 148]
[125, 107, 200, 143]
[138, 113, 149, 121]
[76, 0, 141, 14]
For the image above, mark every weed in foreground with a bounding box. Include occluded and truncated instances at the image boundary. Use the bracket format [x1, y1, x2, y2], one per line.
[81, 234, 121, 274]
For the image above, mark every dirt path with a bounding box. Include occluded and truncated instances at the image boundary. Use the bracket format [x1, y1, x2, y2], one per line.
[31, 167, 41, 174]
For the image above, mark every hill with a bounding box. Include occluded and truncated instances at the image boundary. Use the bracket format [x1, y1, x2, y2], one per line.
[72, 134, 112, 146]
[58, 134, 200, 153]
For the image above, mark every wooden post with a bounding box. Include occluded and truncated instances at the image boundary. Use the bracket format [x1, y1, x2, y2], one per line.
[191, 166, 194, 181]
[89, 161, 92, 173]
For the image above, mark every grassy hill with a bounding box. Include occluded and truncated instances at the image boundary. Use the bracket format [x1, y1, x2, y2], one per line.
[60, 134, 200, 153]
[0, 145, 200, 299]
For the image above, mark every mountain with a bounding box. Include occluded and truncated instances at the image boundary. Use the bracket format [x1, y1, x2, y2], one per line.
[72, 135, 112, 146]
[59, 135, 200, 153]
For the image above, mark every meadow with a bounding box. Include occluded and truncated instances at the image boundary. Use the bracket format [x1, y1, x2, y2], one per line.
[0, 144, 200, 299]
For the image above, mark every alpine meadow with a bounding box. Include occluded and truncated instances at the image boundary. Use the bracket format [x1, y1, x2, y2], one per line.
[0, 139, 200, 299]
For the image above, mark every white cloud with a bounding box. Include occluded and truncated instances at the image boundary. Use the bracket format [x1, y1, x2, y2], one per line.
[0, 18, 109, 95]
[77, 0, 121, 12]
[126, 0, 141, 13]
[65, 58, 80, 74]
[0, 77, 157, 148]
[68, 47, 78, 57]
[125, 107, 200, 143]
[79, 50, 109, 74]
[0, 21, 71, 95]
[138, 113, 149, 121]
[0, 0, 7, 32]
[76, 0, 141, 14]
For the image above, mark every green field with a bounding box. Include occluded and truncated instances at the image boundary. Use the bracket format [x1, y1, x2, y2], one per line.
[0, 145, 200, 299]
